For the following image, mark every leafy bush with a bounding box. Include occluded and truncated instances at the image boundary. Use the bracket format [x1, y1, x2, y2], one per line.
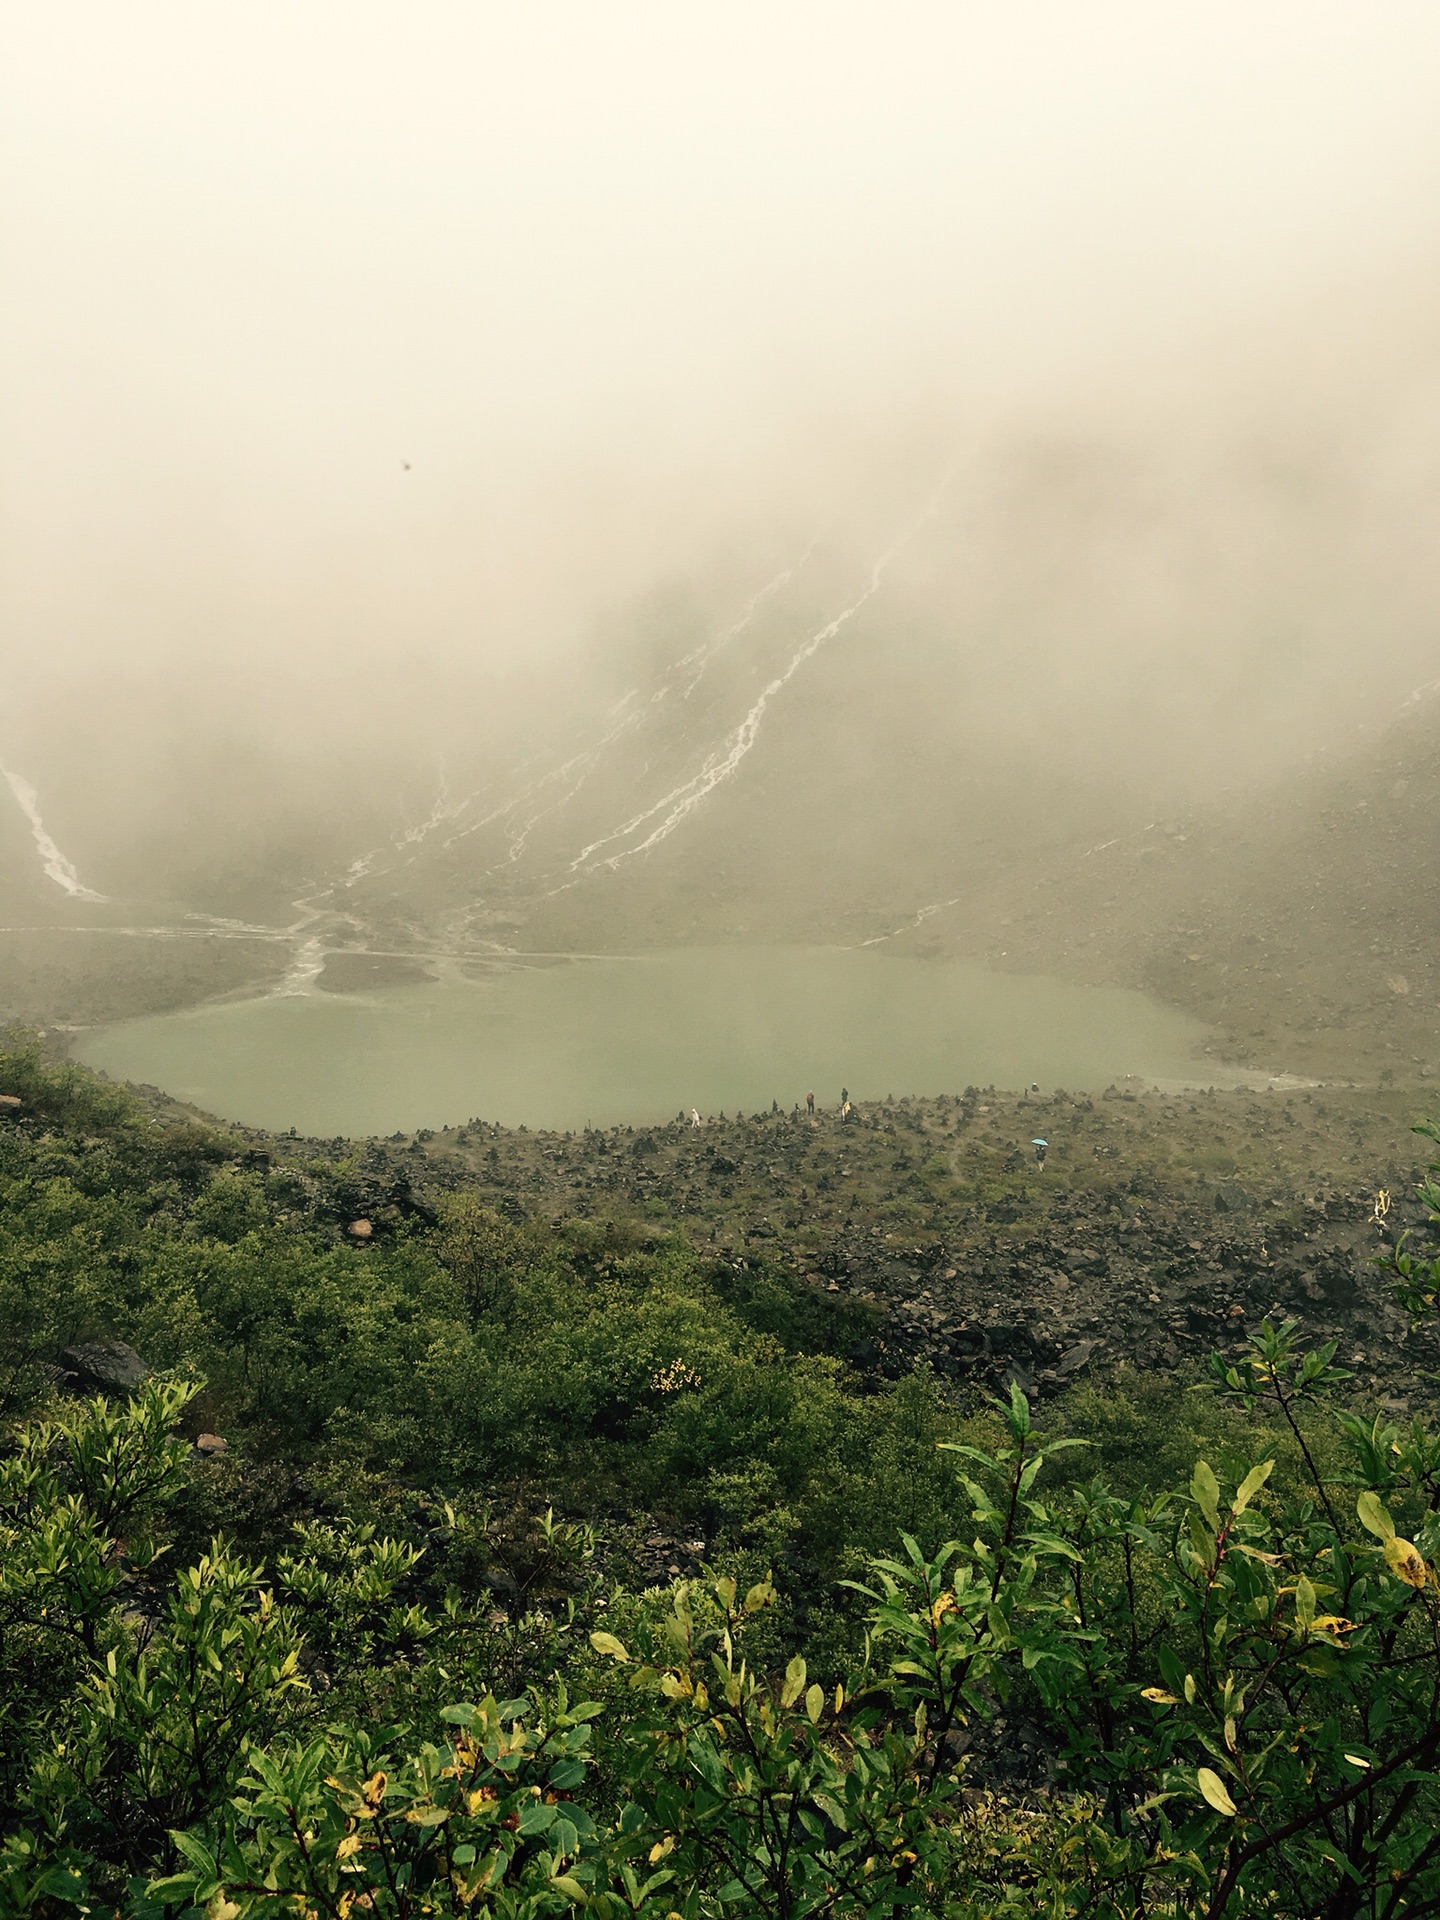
[7, 1046, 1440, 1915]
[5, 1321, 1440, 1916]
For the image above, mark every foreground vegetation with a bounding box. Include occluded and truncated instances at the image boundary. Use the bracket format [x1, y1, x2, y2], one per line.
[3, 1045, 1440, 1916]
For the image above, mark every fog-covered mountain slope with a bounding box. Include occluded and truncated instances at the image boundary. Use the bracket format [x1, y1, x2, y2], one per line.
[910, 688, 1440, 1082]
[2, 472, 1436, 1091]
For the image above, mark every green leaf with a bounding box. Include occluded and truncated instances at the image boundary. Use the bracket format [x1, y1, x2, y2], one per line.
[1298, 1646, 1339, 1678]
[805, 1683, 824, 1725]
[34, 1870, 89, 1906]
[1197, 1768, 1237, 1816]
[168, 1831, 218, 1877]
[551, 1873, 589, 1903]
[781, 1655, 806, 1708]
[143, 1876, 197, 1903]
[1231, 1458, 1275, 1515]
[1007, 1381, 1031, 1438]
[1357, 1491, 1395, 1540]
[812, 1789, 849, 1831]
[1295, 1575, 1316, 1629]
[1191, 1462, 1221, 1528]
[589, 1630, 629, 1661]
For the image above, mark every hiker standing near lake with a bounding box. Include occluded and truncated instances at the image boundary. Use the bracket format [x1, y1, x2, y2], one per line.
[806, 1091, 815, 1116]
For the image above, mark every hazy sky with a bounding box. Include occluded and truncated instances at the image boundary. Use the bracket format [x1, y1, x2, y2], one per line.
[4, 3, 1440, 781]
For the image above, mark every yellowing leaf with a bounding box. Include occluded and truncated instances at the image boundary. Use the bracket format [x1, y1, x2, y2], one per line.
[589, 1630, 630, 1662]
[335, 1835, 363, 1860]
[805, 1683, 825, 1725]
[1197, 1768, 1238, 1816]
[1344, 1753, 1372, 1768]
[1383, 1537, 1429, 1588]
[1141, 1688, 1178, 1705]
[648, 1837, 675, 1864]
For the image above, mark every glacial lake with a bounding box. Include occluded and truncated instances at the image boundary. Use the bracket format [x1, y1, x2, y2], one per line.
[76, 946, 1223, 1136]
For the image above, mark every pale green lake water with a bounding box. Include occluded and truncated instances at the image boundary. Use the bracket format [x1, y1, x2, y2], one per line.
[76, 947, 1219, 1136]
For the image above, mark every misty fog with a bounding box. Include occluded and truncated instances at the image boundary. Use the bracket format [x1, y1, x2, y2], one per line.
[3, 2, 1439, 921]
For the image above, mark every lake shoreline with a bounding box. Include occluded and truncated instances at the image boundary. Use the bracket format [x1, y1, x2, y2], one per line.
[73, 944, 1226, 1137]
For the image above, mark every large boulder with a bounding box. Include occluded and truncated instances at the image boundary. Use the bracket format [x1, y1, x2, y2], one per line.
[58, 1340, 151, 1394]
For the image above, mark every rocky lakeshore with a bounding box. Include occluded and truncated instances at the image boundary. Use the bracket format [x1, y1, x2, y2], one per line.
[235, 1077, 1440, 1411]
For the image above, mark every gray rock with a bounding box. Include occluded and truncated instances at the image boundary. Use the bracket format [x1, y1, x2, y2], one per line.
[1056, 1341, 1095, 1377]
[59, 1340, 151, 1394]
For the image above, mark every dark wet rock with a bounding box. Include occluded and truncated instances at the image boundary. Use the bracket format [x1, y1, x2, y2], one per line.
[59, 1341, 150, 1394]
[943, 1325, 990, 1370]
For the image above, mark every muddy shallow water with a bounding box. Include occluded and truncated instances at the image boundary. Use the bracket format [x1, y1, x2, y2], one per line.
[75, 946, 1224, 1135]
